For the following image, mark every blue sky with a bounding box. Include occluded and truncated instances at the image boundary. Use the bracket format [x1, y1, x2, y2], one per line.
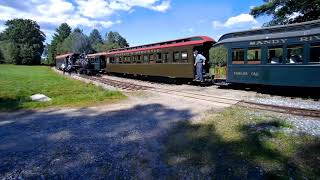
[0, 0, 271, 46]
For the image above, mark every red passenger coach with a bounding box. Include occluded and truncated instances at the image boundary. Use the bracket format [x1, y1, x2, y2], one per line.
[103, 36, 215, 79]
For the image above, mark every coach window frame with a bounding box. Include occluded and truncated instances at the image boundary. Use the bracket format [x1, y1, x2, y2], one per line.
[181, 51, 188, 63]
[162, 52, 169, 63]
[267, 46, 284, 64]
[143, 54, 149, 63]
[286, 44, 304, 64]
[156, 52, 162, 63]
[247, 47, 262, 64]
[231, 48, 245, 64]
[173, 51, 180, 63]
[309, 42, 320, 63]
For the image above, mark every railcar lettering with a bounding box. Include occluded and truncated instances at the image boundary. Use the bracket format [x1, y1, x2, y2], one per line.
[299, 35, 320, 42]
[234, 71, 259, 77]
[251, 72, 259, 77]
[249, 39, 287, 46]
[234, 72, 248, 76]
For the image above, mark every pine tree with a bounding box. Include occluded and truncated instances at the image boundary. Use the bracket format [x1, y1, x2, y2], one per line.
[89, 29, 103, 46]
[47, 23, 71, 65]
[60, 30, 92, 54]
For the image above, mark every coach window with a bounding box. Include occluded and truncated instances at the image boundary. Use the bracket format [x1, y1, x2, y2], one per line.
[124, 56, 129, 63]
[156, 53, 162, 63]
[137, 55, 142, 63]
[232, 49, 245, 64]
[143, 55, 149, 63]
[132, 56, 137, 63]
[286, 45, 303, 64]
[310, 43, 320, 63]
[110, 57, 115, 63]
[149, 54, 155, 63]
[115, 57, 120, 64]
[247, 48, 261, 64]
[173, 52, 180, 62]
[268, 47, 283, 64]
[163, 53, 169, 63]
[181, 51, 188, 63]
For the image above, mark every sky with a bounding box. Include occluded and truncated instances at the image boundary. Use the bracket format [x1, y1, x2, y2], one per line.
[0, 0, 271, 46]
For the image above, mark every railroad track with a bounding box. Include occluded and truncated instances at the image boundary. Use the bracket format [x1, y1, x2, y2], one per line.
[81, 75, 320, 118]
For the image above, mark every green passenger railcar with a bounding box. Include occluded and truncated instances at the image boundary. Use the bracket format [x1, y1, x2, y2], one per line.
[215, 20, 320, 87]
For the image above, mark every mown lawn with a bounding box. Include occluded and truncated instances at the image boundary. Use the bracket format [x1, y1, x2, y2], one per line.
[164, 107, 320, 179]
[0, 65, 125, 111]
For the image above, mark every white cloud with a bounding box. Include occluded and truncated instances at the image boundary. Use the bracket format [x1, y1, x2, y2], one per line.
[0, 25, 5, 32]
[288, 12, 301, 20]
[213, 13, 258, 28]
[149, 0, 170, 12]
[0, 0, 171, 41]
[75, 0, 113, 18]
[37, 0, 74, 16]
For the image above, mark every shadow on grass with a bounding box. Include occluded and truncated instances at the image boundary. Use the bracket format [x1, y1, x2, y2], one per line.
[163, 119, 320, 179]
[0, 97, 27, 111]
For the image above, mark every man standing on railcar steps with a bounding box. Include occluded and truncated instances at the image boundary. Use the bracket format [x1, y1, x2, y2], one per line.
[194, 50, 206, 82]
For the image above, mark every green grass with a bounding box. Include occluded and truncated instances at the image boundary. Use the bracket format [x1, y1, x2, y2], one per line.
[0, 65, 125, 111]
[164, 107, 320, 179]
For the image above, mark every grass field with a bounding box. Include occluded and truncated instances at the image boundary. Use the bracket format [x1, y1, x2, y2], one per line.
[164, 107, 320, 179]
[0, 65, 125, 111]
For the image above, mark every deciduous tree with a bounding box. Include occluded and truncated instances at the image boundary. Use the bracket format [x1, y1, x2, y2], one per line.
[209, 46, 227, 66]
[0, 19, 45, 65]
[250, 0, 320, 26]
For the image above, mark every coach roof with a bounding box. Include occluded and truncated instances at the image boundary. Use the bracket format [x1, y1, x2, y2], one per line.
[106, 36, 214, 54]
[215, 19, 320, 46]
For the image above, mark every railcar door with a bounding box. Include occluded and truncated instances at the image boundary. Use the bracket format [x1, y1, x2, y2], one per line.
[100, 56, 106, 69]
[193, 44, 211, 75]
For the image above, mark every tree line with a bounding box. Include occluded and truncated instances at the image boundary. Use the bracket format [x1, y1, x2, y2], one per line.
[47, 23, 129, 65]
[0, 19, 129, 65]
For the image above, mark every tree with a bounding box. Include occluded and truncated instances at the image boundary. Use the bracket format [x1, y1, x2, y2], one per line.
[250, 0, 320, 26]
[0, 41, 20, 64]
[0, 48, 3, 63]
[54, 23, 72, 42]
[0, 19, 45, 65]
[59, 31, 92, 54]
[106, 31, 116, 44]
[73, 27, 83, 33]
[106, 31, 129, 48]
[94, 42, 121, 52]
[89, 29, 103, 46]
[209, 45, 227, 66]
[89, 29, 103, 52]
[47, 23, 71, 65]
